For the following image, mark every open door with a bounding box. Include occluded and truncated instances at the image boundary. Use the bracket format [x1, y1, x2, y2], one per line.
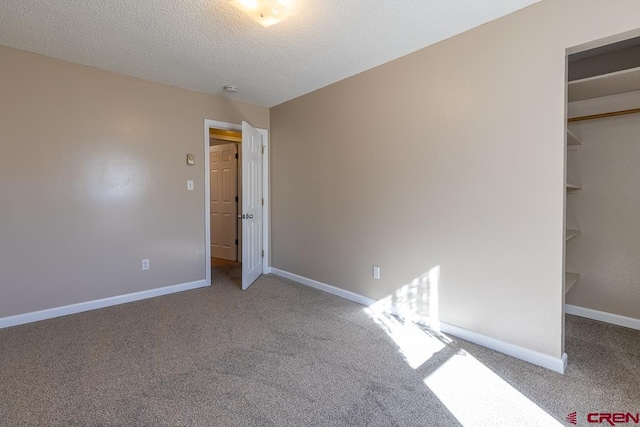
[241, 121, 263, 290]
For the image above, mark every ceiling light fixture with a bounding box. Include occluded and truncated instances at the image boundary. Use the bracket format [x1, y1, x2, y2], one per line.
[229, 0, 294, 27]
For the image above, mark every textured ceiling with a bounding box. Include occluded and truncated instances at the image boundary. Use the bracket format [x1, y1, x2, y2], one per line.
[0, 0, 541, 107]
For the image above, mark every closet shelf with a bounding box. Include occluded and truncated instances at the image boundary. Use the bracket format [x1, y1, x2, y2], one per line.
[568, 66, 640, 102]
[566, 229, 581, 241]
[567, 129, 581, 146]
[565, 272, 580, 294]
[566, 183, 581, 192]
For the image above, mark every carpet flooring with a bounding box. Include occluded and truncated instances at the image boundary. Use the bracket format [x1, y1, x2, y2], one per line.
[1, 265, 639, 426]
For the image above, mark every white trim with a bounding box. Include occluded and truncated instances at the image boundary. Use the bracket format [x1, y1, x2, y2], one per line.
[203, 120, 271, 282]
[259, 128, 270, 274]
[0, 280, 208, 330]
[566, 304, 640, 331]
[437, 321, 568, 374]
[270, 268, 376, 306]
[270, 268, 567, 373]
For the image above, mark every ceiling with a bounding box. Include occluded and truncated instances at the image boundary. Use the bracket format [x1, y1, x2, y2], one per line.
[0, 0, 541, 107]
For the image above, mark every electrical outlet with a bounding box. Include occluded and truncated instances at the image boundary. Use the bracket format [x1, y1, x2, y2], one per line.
[373, 265, 380, 279]
[187, 180, 194, 191]
[142, 259, 150, 271]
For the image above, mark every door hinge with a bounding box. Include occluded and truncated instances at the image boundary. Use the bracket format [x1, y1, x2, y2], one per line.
[261, 250, 264, 258]
[235, 153, 238, 159]
[236, 196, 238, 202]
[261, 146, 265, 154]
[261, 198, 264, 206]
[235, 239, 238, 245]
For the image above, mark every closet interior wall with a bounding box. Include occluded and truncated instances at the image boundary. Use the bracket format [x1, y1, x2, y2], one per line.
[566, 86, 640, 321]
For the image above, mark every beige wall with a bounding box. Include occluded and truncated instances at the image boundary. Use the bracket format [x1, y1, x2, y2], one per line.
[0, 45, 268, 318]
[270, 0, 640, 358]
[567, 90, 640, 319]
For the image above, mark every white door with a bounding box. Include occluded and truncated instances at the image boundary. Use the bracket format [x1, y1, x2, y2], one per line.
[241, 121, 263, 290]
[210, 144, 238, 261]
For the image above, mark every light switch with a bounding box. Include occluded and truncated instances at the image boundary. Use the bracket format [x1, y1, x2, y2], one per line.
[187, 180, 194, 191]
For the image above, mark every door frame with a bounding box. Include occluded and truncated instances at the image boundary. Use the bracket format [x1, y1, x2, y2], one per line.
[203, 119, 270, 286]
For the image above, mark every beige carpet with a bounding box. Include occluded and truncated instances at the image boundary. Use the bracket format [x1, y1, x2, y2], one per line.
[0, 265, 638, 426]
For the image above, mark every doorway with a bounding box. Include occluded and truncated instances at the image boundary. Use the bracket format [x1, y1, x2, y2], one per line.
[210, 131, 240, 262]
[203, 119, 270, 290]
[210, 131, 242, 287]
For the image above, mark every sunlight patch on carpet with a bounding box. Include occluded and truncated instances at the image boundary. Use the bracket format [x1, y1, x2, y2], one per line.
[365, 266, 446, 369]
[424, 350, 563, 426]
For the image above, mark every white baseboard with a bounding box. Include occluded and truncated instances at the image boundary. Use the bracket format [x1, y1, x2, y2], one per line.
[271, 268, 567, 373]
[0, 279, 209, 330]
[438, 321, 568, 374]
[270, 268, 376, 306]
[565, 304, 640, 331]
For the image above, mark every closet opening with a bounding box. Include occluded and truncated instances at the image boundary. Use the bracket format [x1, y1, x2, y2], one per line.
[563, 32, 640, 352]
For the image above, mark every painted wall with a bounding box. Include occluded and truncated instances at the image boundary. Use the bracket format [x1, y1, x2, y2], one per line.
[270, 0, 640, 359]
[0, 45, 268, 318]
[567, 90, 640, 320]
